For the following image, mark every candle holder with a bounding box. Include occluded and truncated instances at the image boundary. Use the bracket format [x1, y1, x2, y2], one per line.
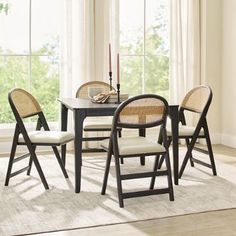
[116, 83, 120, 103]
[109, 72, 112, 91]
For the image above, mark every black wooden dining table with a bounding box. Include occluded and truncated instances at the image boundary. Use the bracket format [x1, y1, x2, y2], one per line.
[58, 97, 179, 193]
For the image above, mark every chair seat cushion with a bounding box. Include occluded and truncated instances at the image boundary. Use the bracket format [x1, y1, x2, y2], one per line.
[167, 125, 204, 137]
[18, 131, 74, 144]
[101, 136, 166, 156]
[84, 117, 113, 130]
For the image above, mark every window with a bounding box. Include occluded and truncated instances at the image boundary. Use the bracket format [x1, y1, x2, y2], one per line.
[119, 0, 169, 99]
[0, 0, 62, 124]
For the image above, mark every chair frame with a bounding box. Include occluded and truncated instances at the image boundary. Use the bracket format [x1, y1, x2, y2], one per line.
[101, 94, 174, 207]
[5, 89, 72, 190]
[158, 85, 217, 178]
[75, 81, 122, 153]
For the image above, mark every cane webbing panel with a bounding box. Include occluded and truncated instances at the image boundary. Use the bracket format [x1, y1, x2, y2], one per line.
[118, 98, 165, 125]
[181, 86, 211, 113]
[10, 89, 42, 118]
[76, 81, 113, 99]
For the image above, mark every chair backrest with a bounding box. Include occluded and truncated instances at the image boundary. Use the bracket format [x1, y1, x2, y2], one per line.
[113, 94, 169, 129]
[180, 85, 212, 114]
[9, 88, 42, 119]
[76, 81, 114, 98]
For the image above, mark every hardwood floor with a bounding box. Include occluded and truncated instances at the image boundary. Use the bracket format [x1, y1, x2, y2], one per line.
[32, 209, 236, 236]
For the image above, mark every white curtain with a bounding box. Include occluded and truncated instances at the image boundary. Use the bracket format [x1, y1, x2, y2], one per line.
[169, 0, 201, 104]
[60, 0, 117, 99]
[60, 0, 95, 99]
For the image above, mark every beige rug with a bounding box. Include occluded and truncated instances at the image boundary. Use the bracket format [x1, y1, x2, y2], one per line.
[1, 148, 236, 236]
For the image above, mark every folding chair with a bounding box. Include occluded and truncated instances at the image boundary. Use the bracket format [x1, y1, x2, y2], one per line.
[5, 88, 74, 189]
[76, 81, 122, 154]
[158, 85, 217, 178]
[100, 94, 174, 207]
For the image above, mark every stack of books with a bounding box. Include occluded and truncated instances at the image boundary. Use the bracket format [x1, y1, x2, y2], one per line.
[106, 93, 129, 103]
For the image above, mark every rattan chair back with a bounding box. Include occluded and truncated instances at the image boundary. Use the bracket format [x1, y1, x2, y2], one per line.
[113, 94, 168, 129]
[9, 88, 42, 119]
[76, 81, 113, 98]
[180, 85, 212, 114]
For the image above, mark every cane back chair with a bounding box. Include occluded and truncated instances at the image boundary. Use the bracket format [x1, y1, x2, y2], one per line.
[158, 85, 217, 178]
[76, 81, 122, 153]
[5, 88, 74, 189]
[100, 94, 174, 207]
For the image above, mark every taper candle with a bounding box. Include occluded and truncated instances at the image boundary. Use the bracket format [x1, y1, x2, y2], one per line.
[117, 53, 120, 84]
[109, 43, 112, 73]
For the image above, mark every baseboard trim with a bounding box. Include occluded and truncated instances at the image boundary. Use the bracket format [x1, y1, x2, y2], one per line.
[210, 132, 221, 145]
[221, 134, 236, 148]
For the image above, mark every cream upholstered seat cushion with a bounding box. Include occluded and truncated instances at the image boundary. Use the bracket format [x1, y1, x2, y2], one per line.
[83, 117, 113, 130]
[18, 131, 74, 144]
[101, 136, 165, 156]
[167, 125, 204, 137]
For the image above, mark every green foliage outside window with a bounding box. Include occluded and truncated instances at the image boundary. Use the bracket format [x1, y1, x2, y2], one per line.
[120, 4, 169, 99]
[0, 40, 59, 123]
[0, 2, 9, 15]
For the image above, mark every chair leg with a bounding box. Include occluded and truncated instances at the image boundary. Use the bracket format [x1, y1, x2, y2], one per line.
[61, 144, 67, 166]
[27, 146, 36, 176]
[149, 154, 160, 190]
[28, 147, 49, 190]
[204, 123, 217, 176]
[157, 138, 171, 169]
[52, 146, 69, 178]
[27, 156, 33, 176]
[185, 138, 194, 167]
[5, 139, 17, 186]
[179, 135, 198, 179]
[101, 148, 112, 195]
[164, 151, 174, 201]
[114, 155, 124, 208]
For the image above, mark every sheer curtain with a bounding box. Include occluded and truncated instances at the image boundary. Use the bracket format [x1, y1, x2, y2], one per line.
[169, 0, 201, 104]
[60, 0, 95, 99]
[60, 0, 118, 99]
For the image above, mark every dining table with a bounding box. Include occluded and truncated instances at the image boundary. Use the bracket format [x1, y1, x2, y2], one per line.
[58, 97, 179, 193]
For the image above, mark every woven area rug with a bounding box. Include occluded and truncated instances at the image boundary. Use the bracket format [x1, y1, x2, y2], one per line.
[1, 148, 236, 236]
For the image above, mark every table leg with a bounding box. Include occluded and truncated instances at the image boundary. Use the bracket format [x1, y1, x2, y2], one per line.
[61, 104, 68, 166]
[74, 110, 86, 193]
[139, 128, 146, 165]
[170, 105, 179, 185]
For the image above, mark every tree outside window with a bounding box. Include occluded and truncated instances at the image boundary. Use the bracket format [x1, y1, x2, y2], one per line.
[120, 0, 169, 99]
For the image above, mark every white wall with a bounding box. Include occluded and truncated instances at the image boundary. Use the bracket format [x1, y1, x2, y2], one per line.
[203, 0, 236, 148]
[221, 0, 236, 147]
[201, 0, 222, 144]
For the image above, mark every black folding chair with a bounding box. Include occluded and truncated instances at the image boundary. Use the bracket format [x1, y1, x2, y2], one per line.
[75, 81, 122, 153]
[158, 85, 217, 178]
[100, 94, 174, 207]
[5, 88, 74, 189]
